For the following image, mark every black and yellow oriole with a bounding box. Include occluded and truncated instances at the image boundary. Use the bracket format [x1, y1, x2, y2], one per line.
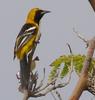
[14, 8, 50, 89]
[14, 8, 50, 60]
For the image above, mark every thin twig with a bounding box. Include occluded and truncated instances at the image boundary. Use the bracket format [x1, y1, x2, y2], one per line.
[36, 68, 46, 90]
[67, 43, 73, 79]
[51, 91, 57, 100]
[73, 28, 88, 44]
[34, 57, 73, 97]
[30, 82, 68, 97]
[36, 79, 56, 93]
[67, 43, 73, 54]
[55, 90, 62, 100]
[29, 64, 73, 97]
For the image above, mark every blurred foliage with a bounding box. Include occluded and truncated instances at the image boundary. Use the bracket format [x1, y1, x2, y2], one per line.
[48, 54, 95, 81]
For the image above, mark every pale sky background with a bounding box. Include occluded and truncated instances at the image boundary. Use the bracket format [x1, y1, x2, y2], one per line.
[0, 0, 95, 100]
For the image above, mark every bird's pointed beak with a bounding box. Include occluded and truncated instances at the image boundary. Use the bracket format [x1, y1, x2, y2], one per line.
[41, 10, 51, 15]
[44, 10, 51, 14]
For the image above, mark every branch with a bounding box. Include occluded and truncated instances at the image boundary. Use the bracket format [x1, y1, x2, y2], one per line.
[23, 90, 29, 100]
[36, 68, 46, 90]
[73, 28, 88, 46]
[30, 82, 70, 97]
[87, 65, 95, 95]
[43, 64, 72, 93]
[89, 0, 95, 12]
[87, 74, 95, 95]
[32, 46, 74, 97]
[51, 90, 62, 100]
[55, 90, 62, 100]
[51, 92, 57, 100]
[69, 37, 95, 100]
[67, 43, 73, 54]
[28, 60, 73, 98]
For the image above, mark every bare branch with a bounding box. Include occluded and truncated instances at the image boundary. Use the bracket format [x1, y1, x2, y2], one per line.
[36, 79, 56, 93]
[51, 92, 57, 100]
[73, 28, 88, 45]
[36, 68, 46, 90]
[23, 89, 29, 100]
[30, 82, 69, 97]
[28, 61, 73, 98]
[51, 90, 62, 100]
[67, 43, 73, 54]
[89, 0, 95, 12]
[87, 65, 95, 95]
[55, 90, 62, 100]
[69, 37, 95, 100]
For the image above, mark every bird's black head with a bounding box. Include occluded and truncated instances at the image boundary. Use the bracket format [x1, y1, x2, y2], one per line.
[34, 9, 50, 24]
[26, 8, 50, 25]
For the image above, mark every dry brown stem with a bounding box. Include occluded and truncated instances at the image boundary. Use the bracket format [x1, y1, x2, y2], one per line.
[69, 37, 95, 100]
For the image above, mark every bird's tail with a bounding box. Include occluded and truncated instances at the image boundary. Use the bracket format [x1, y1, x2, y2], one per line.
[20, 55, 30, 89]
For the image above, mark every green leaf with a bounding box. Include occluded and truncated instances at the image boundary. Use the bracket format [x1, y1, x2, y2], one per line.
[50, 56, 64, 68]
[49, 56, 64, 81]
[74, 61, 83, 75]
[49, 54, 95, 81]
[49, 55, 71, 80]
[60, 64, 69, 78]
[73, 55, 85, 75]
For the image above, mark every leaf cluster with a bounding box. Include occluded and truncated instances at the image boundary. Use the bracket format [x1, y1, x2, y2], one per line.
[49, 54, 95, 81]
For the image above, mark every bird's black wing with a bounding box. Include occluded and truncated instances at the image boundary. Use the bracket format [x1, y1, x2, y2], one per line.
[14, 23, 37, 59]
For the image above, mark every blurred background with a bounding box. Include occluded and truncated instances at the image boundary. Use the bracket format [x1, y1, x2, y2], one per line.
[0, 0, 95, 100]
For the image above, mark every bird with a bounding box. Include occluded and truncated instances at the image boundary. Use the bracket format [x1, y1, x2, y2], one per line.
[14, 8, 50, 60]
[14, 8, 50, 89]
